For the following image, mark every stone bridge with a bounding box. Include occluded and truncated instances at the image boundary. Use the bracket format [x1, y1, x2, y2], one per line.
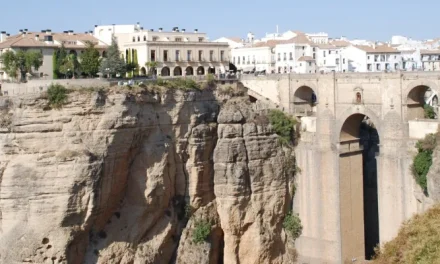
[241, 72, 440, 264]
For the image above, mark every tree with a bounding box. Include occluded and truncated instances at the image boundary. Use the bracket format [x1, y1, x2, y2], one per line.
[55, 45, 68, 78]
[145, 61, 158, 76]
[0, 50, 43, 82]
[99, 39, 126, 78]
[59, 54, 79, 79]
[126, 48, 132, 78]
[80, 42, 101, 77]
[133, 49, 139, 77]
[52, 50, 59, 79]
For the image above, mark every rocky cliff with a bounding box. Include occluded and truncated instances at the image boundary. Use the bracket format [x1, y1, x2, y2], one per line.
[0, 86, 297, 264]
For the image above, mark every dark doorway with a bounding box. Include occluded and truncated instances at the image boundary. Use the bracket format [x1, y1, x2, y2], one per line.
[359, 120, 380, 260]
[339, 114, 380, 262]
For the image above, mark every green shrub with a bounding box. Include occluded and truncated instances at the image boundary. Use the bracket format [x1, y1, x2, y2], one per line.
[268, 110, 297, 146]
[47, 83, 68, 108]
[152, 78, 201, 91]
[424, 104, 436, 119]
[192, 219, 211, 244]
[283, 212, 302, 241]
[412, 133, 437, 194]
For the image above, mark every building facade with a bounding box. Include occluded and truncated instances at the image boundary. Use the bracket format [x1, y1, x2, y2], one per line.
[0, 30, 107, 81]
[421, 49, 440, 71]
[95, 25, 230, 76]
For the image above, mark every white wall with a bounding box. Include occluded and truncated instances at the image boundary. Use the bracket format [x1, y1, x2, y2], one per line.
[231, 46, 274, 72]
[341, 46, 367, 72]
[366, 52, 402, 72]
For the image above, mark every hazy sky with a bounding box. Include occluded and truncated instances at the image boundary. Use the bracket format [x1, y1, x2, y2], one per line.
[1, 0, 438, 41]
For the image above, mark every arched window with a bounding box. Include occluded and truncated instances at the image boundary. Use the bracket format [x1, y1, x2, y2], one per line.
[356, 92, 362, 104]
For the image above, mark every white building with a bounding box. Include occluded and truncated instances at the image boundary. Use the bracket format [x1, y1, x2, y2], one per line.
[94, 24, 230, 76]
[213, 37, 243, 49]
[297, 56, 316, 73]
[231, 41, 276, 73]
[306, 32, 329, 44]
[274, 34, 314, 73]
[315, 44, 343, 72]
[341, 45, 402, 72]
[421, 49, 440, 71]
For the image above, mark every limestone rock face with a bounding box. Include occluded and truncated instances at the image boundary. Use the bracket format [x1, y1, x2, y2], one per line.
[0, 89, 295, 264]
[428, 147, 440, 202]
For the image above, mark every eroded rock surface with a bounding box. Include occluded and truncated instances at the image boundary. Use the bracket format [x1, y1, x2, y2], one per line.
[0, 88, 296, 264]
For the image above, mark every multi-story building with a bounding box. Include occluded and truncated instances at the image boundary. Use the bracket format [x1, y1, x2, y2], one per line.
[0, 29, 107, 80]
[94, 24, 230, 76]
[341, 44, 402, 72]
[314, 43, 343, 72]
[274, 34, 314, 73]
[421, 49, 440, 71]
[231, 41, 276, 73]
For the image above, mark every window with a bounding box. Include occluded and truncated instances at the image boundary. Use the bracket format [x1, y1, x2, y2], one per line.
[277, 53, 280, 61]
[132, 37, 135, 42]
[313, 53, 316, 59]
[176, 50, 180, 61]
[308, 62, 312, 66]
[137, 36, 140, 42]
[376, 64, 381, 70]
[336, 51, 338, 54]
[187, 50, 191, 61]
[395, 63, 399, 70]
[329, 51, 332, 54]
[175, 37, 182, 42]
[324, 60, 326, 65]
[313, 47, 316, 52]
[152, 36, 158, 41]
[302, 46, 305, 50]
[336, 58, 340, 64]
[283, 53, 286, 61]
[151, 50, 156, 61]
[233, 56, 235, 64]
[199, 37, 204, 42]
[343, 58, 346, 64]
[163, 50, 168, 62]
[367, 64, 372, 71]
[242, 56, 245, 64]
[199, 50, 203, 61]
[143, 36, 146, 41]
[368, 56, 370, 60]
[221, 51, 225, 61]
[323, 51, 326, 57]
[238, 56, 241, 64]
[210, 50, 214, 61]
[289, 52, 293, 60]
[247, 55, 250, 64]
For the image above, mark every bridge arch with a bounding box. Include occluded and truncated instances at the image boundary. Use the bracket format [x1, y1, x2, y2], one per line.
[335, 107, 382, 144]
[338, 112, 380, 262]
[292, 85, 317, 116]
[405, 81, 439, 120]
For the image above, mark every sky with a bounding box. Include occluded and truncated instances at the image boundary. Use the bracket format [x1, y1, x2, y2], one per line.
[0, 0, 438, 41]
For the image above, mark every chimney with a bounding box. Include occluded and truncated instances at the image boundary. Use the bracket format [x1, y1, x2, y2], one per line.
[68, 30, 74, 35]
[95, 25, 98, 28]
[44, 35, 53, 43]
[158, 27, 163, 32]
[24, 29, 28, 32]
[140, 27, 144, 30]
[41, 30, 46, 33]
[46, 29, 52, 35]
[63, 31, 69, 34]
[182, 29, 186, 33]
[0, 31, 6, 43]
[150, 29, 154, 32]
[35, 34, 39, 41]
[194, 29, 198, 33]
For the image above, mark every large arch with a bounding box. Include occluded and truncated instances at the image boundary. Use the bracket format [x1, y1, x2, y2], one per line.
[174, 66, 182, 76]
[293, 85, 317, 116]
[161, 67, 170, 77]
[197, 66, 205, 75]
[339, 113, 380, 262]
[406, 85, 436, 120]
[185, 66, 194, 76]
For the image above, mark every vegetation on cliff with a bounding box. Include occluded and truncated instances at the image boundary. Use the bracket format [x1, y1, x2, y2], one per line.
[47, 83, 68, 108]
[192, 219, 212, 244]
[373, 204, 440, 264]
[283, 212, 302, 241]
[268, 109, 297, 146]
[412, 133, 437, 195]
